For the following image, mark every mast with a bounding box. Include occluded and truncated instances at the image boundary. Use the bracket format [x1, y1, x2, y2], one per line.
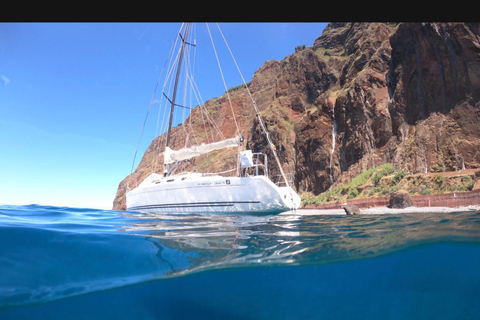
[164, 23, 190, 176]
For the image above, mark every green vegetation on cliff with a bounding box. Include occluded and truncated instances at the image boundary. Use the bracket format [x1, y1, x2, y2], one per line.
[302, 163, 478, 206]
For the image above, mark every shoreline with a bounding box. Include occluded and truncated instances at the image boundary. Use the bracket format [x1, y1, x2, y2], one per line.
[288, 205, 480, 215]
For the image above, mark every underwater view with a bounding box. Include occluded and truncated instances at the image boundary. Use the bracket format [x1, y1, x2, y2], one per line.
[1, 205, 480, 319]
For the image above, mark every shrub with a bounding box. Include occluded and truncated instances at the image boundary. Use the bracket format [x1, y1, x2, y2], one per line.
[372, 163, 395, 184]
[393, 171, 407, 184]
[378, 187, 391, 197]
[420, 187, 432, 195]
[460, 175, 475, 191]
[300, 193, 312, 204]
[467, 180, 475, 191]
[295, 44, 306, 52]
[348, 188, 359, 199]
[226, 81, 251, 93]
[408, 186, 419, 195]
[301, 163, 400, 205]
[433, 175, 446, 189]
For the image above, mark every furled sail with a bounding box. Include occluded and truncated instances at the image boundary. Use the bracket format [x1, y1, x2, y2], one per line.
[164, 135, 243, 164]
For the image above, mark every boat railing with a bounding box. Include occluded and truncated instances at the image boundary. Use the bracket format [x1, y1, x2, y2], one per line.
[241, 152, 268, 178]
[273, 172, 294, 187]
[252, 152, 268, 178]
[241, 153, 294, 186]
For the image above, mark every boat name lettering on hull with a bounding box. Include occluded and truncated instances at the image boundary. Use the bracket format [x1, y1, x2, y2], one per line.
[198, 181, 229, 186]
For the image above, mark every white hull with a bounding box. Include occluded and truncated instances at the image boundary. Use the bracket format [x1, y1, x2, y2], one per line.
[126, 173, 301, 215]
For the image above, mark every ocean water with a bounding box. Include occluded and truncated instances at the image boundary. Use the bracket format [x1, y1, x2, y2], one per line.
[1, 205, 480, 319]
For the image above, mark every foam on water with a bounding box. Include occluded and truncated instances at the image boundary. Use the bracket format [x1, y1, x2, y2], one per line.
[1, 205, 480, 319]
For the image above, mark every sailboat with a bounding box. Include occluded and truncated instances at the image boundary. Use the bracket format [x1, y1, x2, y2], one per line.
[126, 23, 301, 215]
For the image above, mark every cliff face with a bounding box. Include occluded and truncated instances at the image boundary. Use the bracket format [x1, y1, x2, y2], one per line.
[387, 23, 480, 175]
[113, 22, 480, 210]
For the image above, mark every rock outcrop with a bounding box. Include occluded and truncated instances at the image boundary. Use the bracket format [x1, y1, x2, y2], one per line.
[389, 190, 413, 209]
[114, 23, 480, 211]
[343, 204, 362, 215]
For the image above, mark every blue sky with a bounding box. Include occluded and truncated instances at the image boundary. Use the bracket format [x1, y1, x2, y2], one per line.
[0, 22, 327, 209]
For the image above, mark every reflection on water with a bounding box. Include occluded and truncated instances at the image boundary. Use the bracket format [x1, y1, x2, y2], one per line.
[121, 210, 480, 277]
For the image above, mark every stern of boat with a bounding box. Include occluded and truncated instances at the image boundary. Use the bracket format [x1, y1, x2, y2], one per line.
[277, 186, 301, 211]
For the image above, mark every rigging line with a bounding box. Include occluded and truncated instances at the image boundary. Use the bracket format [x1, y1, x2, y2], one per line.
[173, 25, 198, 146]
[156, 24, 184, 139]
[206, 23, 241, 137]
[188, 24, 198, 146]
[154, 23, 188, 167]
[131, 36, 176, 176]
[156, 23, 226, 154]
[177, 26, 224, 145]
[152, 26, 184, 174]
[131, 92, 156, 175]
[184, 69, 210, 144]
[191, 77, 215, 144]
[188, 74, 226, 142]
[183, 32, 192, 147]
[161, 24, 184, 102]
[181, 34, 195, 148]
[182, 29, 196, 138]
[215, 23, 290, 188]
[183, 37, 202, 149]
[165, 22, 191, 152]
[159, 66, 176, 139]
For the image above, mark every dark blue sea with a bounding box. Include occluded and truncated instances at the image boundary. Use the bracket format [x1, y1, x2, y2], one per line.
[1, 205, 480, 319]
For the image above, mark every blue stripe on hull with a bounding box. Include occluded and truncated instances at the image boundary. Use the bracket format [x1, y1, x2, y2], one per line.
[128, 200, 261, 211]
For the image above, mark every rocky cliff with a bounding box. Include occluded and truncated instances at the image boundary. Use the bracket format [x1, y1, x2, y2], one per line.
[113, 22, 480, 210]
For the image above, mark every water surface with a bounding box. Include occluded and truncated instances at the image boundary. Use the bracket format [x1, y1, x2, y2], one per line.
[1, 205, 480, 319]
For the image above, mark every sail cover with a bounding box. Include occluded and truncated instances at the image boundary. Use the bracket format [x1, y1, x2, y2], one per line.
[164, 135, 243, 164]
